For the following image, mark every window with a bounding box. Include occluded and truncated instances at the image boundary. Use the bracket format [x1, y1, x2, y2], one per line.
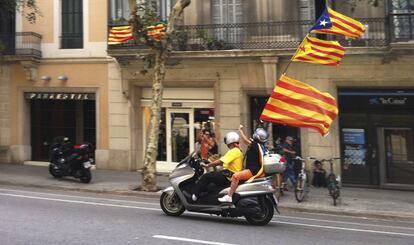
[389, 0, 414, 41]
[211, 0, 244, 44]
[158, 0, 171, 21]
[211, 0, 243, 24]
[61, 0, 83, 49]
[109, 0, 131, 25]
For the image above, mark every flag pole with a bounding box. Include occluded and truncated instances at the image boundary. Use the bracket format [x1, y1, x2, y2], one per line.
[281, 33, 309, 76]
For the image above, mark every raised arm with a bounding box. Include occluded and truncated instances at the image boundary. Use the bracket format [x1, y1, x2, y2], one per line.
[238, 125, 252, 146]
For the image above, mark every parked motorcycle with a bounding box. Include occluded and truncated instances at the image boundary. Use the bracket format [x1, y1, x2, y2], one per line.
[160, 151, 286, 226]
[47, 136, 95, 183]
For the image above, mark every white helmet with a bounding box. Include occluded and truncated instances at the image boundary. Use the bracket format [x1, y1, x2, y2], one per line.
[253, 128, 268, 143]
[224, 131, 240, 146]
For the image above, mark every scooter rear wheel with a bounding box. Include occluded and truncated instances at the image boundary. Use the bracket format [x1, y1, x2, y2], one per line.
[160, 192, 185, 216]
[80, 169, 92, 183]
[245, 198, 274, 226]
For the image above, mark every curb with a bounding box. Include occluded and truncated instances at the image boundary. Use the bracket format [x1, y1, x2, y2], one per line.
[1, 180, 414, 222]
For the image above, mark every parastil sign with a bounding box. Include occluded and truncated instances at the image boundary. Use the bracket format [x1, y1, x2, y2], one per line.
[25, 92, 95, 100]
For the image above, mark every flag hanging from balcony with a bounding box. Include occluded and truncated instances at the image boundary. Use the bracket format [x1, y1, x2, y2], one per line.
[108, 25, 134, 45]
[310, 7, 365, 39]
[292, 36, 345, 66]
[260, 75, 338, 136]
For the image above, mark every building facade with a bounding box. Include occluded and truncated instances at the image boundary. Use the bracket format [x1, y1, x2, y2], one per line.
[1, 0, 414, 189]
[0, 0, 113, 168]
[109, 0, 414, 189]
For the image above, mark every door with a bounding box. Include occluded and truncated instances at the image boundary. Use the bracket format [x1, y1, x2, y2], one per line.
[379, 127, 414, 186]
[163, 109, 194, 170]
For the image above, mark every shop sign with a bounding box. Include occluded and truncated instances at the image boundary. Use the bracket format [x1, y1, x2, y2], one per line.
[171, 102, 182, 107]
[25, 92, 95, 100]
[369, 97, 408, 105]
[342, 128, 366, 167]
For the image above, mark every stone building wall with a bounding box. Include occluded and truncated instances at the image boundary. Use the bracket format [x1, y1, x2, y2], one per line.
[0, 65, 10, 163]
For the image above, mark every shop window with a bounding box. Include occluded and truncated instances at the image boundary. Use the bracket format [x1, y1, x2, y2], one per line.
[31, 99, 96, 161]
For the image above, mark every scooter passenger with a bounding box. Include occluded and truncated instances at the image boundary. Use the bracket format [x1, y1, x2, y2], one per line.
[189, 131, 243, 202]
[219, 125, 268, 203]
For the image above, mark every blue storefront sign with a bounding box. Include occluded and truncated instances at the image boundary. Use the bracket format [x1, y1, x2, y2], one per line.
[342, 128, 365, 145]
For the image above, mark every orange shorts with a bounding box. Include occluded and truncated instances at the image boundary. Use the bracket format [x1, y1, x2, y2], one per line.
[231, 169, 254, 182]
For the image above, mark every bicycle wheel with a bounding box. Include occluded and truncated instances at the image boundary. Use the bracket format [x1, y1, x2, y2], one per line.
[328, 182, 340, 206]
[295, 175, 309, 203]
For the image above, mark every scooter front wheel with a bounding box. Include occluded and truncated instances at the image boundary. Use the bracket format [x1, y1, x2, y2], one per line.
[49, 164, 63, 178]
[160, 191, 185, 216]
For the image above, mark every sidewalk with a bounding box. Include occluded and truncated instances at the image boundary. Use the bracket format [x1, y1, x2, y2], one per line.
[1, 163, 414, 221]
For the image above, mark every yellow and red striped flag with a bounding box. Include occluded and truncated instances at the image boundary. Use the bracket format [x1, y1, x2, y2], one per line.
[260, 75, 338, 136]
[292, 36, 345, 66]
[311, 7, 365, 39]
[108, 25, 134, 45]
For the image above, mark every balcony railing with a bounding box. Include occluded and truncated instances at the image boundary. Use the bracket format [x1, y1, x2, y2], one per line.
[109, 18, 392, 52]
[0, 32, 42, 58]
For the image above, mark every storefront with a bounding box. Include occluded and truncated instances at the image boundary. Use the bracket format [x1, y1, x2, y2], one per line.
[140, 87, 215, 172]
[25, 92, 96, 161]
[339, 89, 414, 189]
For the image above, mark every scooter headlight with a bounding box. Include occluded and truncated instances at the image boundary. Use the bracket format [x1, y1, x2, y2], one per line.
[177, 163, 188, 169]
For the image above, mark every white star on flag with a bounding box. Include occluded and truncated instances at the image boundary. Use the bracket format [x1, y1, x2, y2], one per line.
[320, 19, 328, 26]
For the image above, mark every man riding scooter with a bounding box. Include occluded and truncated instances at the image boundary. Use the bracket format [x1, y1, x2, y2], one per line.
[186, 131, 243, 202]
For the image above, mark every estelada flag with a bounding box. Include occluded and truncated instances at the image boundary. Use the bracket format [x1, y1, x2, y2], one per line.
[311, 7, 365, 39]
[108, 25, 134, 45]
[292, 36, 345, 66]
[260, 75, 338, 136]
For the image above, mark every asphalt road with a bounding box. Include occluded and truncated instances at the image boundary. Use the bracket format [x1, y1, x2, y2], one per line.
[0, 186, 413, 245]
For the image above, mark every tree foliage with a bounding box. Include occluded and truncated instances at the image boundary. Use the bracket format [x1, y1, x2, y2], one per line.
[0, 0, 41, 24]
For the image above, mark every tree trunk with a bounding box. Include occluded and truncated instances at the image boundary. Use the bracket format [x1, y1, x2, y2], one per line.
[140, 0, 191, 191]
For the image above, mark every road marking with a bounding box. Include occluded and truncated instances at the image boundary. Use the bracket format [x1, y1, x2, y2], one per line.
[153, 235, 237, 245]
[2, 191, 414, 238]
[281, 210, 414, 225]
[0, 187, 158, 206]
[278, 215, 414, 231]
[0, 192, 160, 212]
[273, 220, 414, 237]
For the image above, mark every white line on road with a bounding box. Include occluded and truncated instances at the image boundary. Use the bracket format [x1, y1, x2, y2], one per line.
[153, 235, 237, 245]
[273, 220, 414, 237]
[0, 192, 160, 212]
[277, 215, 414, 231]
[2, 191, 414, 238]
[0, 187, 158, 205]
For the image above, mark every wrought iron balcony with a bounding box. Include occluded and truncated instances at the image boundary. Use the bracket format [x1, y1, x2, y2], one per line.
[108, 18, 395, 52]
[0, 32, 42, 58]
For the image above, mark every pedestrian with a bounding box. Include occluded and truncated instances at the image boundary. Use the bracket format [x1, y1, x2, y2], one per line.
[196, 128, 215, 160]
[282, 136, 297, 190]
[312, 160, 327, 187]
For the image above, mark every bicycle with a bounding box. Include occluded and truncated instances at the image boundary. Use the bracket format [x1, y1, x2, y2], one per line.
[294, 156, 310, 202]
[315, 157, 341, 206]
